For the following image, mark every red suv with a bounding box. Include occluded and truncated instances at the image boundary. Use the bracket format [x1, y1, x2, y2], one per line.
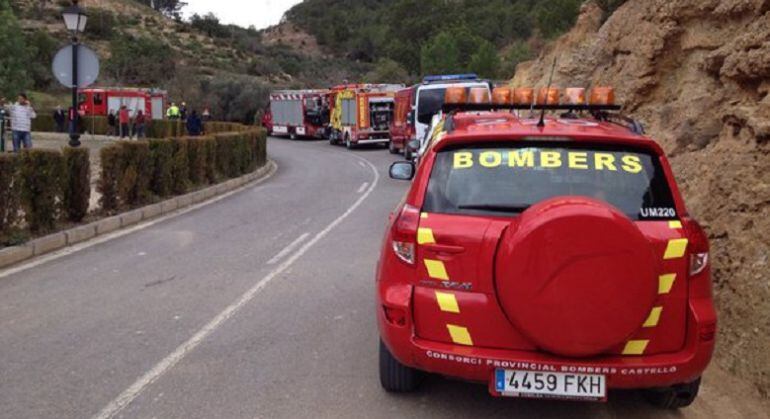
[376, 97, 715, 408]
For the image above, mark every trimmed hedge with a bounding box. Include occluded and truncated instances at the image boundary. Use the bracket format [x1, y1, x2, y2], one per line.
[63, 148, 91, 222]
[97, 128, 266, 212]
[0, 155, 22, 239]
[20, 150, 66, 233]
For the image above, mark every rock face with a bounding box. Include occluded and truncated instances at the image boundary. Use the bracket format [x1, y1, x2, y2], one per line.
[514, 0, 770, 397]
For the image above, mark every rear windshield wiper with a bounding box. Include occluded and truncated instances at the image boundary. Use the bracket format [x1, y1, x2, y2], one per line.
[457, 204, 531, 213]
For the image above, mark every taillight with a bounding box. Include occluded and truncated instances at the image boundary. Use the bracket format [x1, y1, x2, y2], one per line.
[684, 217, 710, 277]
[391, 204, 420, 265]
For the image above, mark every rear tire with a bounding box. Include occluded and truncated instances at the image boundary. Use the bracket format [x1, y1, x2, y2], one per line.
[389, 141, 398, 154]
[644, 378, 701, 409]
[345, 134, 354, 150]
[379, 340, 423, 392]
[403, 145, 413, 161]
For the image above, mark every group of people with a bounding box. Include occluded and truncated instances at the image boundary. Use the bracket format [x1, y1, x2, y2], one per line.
[106, 106, 147, 139]
[166, 101, 211, 137]
[1, 93, 37, 152]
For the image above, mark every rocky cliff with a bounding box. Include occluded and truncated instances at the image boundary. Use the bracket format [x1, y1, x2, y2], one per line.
[514, 0, 770, 396]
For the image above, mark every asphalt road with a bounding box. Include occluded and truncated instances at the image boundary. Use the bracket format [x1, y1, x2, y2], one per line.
[0, 138, 767, 419]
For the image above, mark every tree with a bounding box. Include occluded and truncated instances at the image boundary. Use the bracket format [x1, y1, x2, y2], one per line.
[106, 34, 176, 85]
[134, 0, 187, 19]
[420, 31, 461, 76]
[469, 40, 500, 79]
[499, 41, 532, 79]
[0, 0, 32, 97]
[364, 58, 410, 84]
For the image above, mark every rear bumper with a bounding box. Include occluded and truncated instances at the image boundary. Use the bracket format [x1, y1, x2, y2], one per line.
[377, 284, 716, 391]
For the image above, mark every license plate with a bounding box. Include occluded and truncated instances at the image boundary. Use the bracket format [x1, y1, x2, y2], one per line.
[296, 127, 306, 135]
[494, 369, 606, 401]
[273, 126, 288, 134]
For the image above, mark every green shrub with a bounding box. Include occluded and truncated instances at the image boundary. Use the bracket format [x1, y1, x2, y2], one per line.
[0, 154, 22, 239]
[20, 149, 65, 233]
[31, 114, 56, 132]
[187, 136, 211, 186]
[98, 145, 120, 212]
[214, 134, 239, 178]
[170, 138, 189, 194]
[117, 141, 152, 207]
[62, 147, 90, 222]
[148, 139, 174, 197]
[204, 136, 217, 183]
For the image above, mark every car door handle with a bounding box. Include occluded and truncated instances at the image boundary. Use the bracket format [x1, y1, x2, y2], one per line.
[423, 243, 465, 254]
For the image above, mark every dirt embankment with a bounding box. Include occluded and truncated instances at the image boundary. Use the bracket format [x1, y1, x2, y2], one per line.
[513, 0, 770, 397]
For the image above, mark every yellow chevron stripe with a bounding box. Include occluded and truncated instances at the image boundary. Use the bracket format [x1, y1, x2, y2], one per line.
[447, 324, 473, 346]
[664, 238, 688, 259]
[622, 340, 649, 355]
[424, 259, 449, 280]
[417, 228, 436, 245]
[659, 273, 676, 294]
[435, 291, 460, 313]
[668, 220, 682, 229]
[420, 212, 428, 219]
[643, 306, 663, 327]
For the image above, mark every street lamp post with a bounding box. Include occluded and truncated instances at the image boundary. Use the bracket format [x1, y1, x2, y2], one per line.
[62, 1, 87, 148]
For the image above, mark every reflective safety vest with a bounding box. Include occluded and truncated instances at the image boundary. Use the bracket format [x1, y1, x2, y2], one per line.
[167, 106, 180, 119]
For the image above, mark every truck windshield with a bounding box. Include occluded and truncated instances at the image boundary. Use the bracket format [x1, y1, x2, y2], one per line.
[423, 144, 677, 220]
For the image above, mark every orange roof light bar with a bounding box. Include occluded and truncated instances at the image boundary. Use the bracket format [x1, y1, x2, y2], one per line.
[564, 88, 586, 105]
[590, 87, 615, 106]
[492, 87, 512, 105]
[468, 87, 491, 104]
[445, 86, 468, 105]
[537, 87, 560, 105]
[513, 88, 534, 106]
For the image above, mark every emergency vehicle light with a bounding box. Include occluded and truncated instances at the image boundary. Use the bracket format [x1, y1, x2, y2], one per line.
[444, 86, 468, 104]
[565, 88, 587, 105]
[469, 87, 491, 104]
[590, 87, 615, 105]
[422, 74, 479, 83]
[537, 87, 561, 105]
[513, 88, 534, 105]
[492, 87, 512, 105]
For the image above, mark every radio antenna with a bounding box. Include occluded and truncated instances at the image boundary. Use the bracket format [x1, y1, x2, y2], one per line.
[537, 56, 558, 128]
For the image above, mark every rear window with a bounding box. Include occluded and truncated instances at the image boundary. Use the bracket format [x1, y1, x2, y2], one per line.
[423, 144, 677, 220]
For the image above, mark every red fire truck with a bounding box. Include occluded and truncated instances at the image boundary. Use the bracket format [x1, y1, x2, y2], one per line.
[268, 90, 330, 139]
[78, 87, 168, 120]
[388, 86, 417, 157]
[328, 84, 401, 149]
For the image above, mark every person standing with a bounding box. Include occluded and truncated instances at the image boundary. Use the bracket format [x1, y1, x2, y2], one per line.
[186, 110, 203, 136]
[107, 109, 117, 136]
[202, 107, 211, 121]
[180, 102, 188, 122]
[119, 106, 130, 139]
[166, 102, 180, 120]
[3, 93, 37, 152]
[53, 106, 66, 133]
[133, 110, 146, 139]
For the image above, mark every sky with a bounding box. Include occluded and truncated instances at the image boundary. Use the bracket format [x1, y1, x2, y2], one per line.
[184, 0, 304, 30]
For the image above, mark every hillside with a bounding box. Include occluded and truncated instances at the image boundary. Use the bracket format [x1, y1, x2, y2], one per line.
[514, 0, 769, 396]
[5, 0, 372, 121]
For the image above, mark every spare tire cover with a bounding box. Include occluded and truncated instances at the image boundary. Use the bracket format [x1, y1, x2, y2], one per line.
[495, 196, 657, 357]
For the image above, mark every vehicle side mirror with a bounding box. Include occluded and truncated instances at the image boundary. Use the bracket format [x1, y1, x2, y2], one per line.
[389, 161, 415, 181]
[407, 139, 420, 151]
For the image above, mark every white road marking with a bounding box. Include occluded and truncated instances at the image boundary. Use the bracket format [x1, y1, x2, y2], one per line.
[357, 182, 369, 194]
[266, 232, 310, 265]
[92, 155, 380, 419]
[358, 161, 366, 168]
[0, 162, 277, 280]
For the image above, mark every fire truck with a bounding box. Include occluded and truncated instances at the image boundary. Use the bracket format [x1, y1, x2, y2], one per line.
[388, 86, 417, 158]
[328, 84, 401, 149]
[268, 90, 330, 139]
[78, 87, 168, 120]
